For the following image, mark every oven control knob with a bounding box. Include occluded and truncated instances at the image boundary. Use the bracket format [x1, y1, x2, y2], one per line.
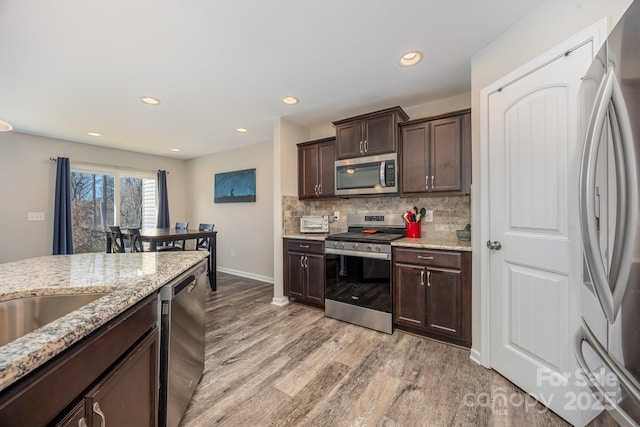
[353, 243, 358, 250]
[375, 245, 381, 252]
[339, 242, 345, 249]
[366, 245, 372, 251]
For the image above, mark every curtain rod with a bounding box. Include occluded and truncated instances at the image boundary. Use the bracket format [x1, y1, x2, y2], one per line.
[49, 157, 169, 174]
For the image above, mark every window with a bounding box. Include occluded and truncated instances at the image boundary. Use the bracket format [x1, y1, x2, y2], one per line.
[70, 166, 157, 253]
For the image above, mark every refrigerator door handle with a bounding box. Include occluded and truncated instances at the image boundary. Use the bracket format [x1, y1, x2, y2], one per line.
[580, 68, 637, 323]
[575, 318, 640, 426]
[608, 73, 639, 317]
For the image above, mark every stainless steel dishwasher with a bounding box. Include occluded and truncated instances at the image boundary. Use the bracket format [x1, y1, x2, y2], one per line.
[159, 260, 207, 427]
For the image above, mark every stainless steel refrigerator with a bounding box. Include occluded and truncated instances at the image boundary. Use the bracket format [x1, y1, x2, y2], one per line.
[576, 1, 640, 425]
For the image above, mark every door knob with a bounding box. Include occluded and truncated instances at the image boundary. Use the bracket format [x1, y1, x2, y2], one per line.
[487, 240, 502, 250]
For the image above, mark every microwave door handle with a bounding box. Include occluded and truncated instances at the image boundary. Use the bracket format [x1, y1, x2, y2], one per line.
[608, 71, 638, 319]
[380, 161, 386, 187]
[580, 68, 617, 323]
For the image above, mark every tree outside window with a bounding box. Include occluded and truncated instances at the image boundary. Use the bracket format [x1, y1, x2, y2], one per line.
[71, 168, 156, 253]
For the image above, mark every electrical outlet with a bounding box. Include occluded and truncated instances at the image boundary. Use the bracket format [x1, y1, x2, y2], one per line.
[27, 212, 45, 221]
[334, 211, 340, 220]
[423, 210, 434, 222]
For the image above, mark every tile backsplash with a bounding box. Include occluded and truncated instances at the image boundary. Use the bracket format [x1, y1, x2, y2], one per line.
[282, 195, 471, 240]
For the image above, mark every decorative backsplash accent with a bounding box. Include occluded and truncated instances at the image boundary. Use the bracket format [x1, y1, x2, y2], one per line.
[282, 195, 471, 240]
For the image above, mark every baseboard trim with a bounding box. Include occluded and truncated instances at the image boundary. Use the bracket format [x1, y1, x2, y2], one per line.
[216, 267, 274, 284]
[470, 348, 485, 367]
[271, 296, 290, 307]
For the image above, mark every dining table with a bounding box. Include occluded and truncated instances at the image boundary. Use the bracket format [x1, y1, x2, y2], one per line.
[106, 227, 218, 291]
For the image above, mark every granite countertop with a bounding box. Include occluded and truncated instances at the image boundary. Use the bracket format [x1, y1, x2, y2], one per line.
[391, 237, 472, 252]
[282, 233, 328, 241]
[0, 251, 208, 393]
[283, 233, 472, 251]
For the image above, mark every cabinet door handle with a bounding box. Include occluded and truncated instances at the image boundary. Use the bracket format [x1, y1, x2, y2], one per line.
[300, 256, 305, 268]
[432, 175, 435, 189]
[420, 269, 425, 286]
[93, 402, 106, 427]
[318, 183, 322, 194]
[314, 184, 318, 196]
[364, 139, 368, 152]
[425, 176, 429, 190]
[299, 244, 310, 248]
[79, 418, 88, 427]
[359, 140, 364, 154]
[427, 270, 431, 287]
[303, 255, 308, 268]
[417, 255, 434, 260]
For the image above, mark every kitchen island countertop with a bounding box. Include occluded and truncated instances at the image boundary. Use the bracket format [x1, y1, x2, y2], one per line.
[0, 251, 208, 393]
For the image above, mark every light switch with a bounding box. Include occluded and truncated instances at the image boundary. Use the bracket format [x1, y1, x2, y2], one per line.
[28, 212, 45, 221]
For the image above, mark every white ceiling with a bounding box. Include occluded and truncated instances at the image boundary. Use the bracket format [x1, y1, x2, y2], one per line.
[0, 0, 544, 159]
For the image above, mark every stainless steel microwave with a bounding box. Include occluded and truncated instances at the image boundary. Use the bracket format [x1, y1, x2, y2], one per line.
[335, 153, 398, 196]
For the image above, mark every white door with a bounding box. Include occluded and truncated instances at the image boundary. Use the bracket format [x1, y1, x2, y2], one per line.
[488, 41, 600, 425]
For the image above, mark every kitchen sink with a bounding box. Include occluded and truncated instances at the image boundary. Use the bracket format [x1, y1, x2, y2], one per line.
[0, 292, 108, 347]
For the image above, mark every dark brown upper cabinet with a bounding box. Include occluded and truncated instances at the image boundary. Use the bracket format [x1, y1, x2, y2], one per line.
[400, 109, 471, 196]
[333, 106, 409, 159]
[297, 137, 336, 199]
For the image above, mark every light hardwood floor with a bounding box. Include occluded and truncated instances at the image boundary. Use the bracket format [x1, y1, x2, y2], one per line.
[180, 273, 616, 427]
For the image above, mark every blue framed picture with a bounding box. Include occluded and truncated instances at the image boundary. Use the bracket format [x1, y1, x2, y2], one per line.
[214, 168, 256, 203]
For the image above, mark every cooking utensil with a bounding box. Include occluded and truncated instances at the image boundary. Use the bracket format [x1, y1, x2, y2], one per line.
[420, 207, 426, 218]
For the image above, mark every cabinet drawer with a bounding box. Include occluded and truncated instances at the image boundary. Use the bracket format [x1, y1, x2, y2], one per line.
[393, 248, 461, 269]
[286, 239, 324, 255]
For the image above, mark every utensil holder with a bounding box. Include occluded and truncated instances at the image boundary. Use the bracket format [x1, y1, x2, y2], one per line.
[406, 222, 421, 238]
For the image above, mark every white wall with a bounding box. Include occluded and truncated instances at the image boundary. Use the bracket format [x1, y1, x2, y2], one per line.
[186, 140, 274, 282]
[469, 0, 632, 361]
[403, 92, 470, 119]
[272, 118, 310, 304]
[0, 131, 187, 264]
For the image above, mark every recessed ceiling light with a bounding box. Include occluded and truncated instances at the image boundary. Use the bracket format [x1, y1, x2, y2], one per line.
[87, 132, 101, 137]
[282, 96, 299, 105]
[236, 127, 248, 133]
[141, 96, 161, 105]
[0, 119, 13, 132]
[170, 148, 181, 152]
[399, 51, 423, 67]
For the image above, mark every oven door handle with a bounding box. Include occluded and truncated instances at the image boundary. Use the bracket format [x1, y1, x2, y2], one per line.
[325, 247, 391, 260]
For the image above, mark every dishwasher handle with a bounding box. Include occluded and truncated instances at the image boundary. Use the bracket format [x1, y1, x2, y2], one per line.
[173, 275, 196, 297]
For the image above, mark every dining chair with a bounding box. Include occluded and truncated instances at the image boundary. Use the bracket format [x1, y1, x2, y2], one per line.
[108, 226, 126, 253]
[158, 221, 189, 251]
[173, 222, 188, 250]
[126, 228, 145, 253]
[196, 223, 214, 250]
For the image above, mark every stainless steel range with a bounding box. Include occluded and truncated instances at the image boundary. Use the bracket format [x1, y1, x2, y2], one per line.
[324, 213, 405, 334]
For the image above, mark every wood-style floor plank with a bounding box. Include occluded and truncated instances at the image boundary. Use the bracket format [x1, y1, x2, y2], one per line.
[179, 273, 617, 427]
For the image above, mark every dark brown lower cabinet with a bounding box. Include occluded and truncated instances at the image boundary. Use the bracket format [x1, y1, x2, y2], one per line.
[85, 331, 158, 427]
[284, 239, 325, 306]
[393, 247, 471, 347]
[0, 294, 158, 427]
